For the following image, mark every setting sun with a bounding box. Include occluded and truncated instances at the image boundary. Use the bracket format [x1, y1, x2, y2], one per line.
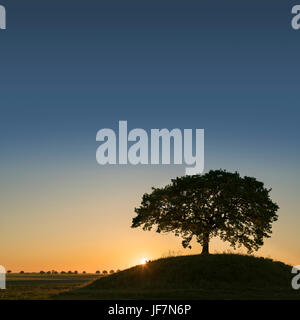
[140, 258, 148, 265]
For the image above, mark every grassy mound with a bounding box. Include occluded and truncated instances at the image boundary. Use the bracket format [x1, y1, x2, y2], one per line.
[56, 254, 299, 299]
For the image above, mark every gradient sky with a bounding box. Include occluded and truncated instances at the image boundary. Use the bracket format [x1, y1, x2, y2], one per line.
[1, 0, 299, 272]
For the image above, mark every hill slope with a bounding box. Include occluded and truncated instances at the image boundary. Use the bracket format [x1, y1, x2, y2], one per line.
[56, 254, 299, 299]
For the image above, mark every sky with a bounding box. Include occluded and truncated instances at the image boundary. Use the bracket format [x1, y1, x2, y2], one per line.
[0, 0, 300, 272]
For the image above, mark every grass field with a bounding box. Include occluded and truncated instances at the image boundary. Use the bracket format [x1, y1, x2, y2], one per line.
[57, 254, 300, 300]
[1, 254, 300, 300]
[0, 273, 101, 300]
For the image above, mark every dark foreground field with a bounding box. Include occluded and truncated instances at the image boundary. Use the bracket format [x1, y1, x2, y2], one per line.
[56, 254, 300, 300]
[0, 273, 101, 300]
[1, 254, 299, 300]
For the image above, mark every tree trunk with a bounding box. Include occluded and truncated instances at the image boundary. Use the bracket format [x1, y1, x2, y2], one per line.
[201, 233, 209, 255]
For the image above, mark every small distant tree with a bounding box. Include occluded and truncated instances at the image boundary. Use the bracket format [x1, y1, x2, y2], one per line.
[74, 271, 78, 274]
[116, 269, 121, 273]
[67, 271, 73, 274]
[109, 270, 114, 274]
[20, 271, 24, 274]
[40, 271, 45, 274]
[47, 271, 51, 275]
[82, 271, 86, 274]
[102, 270, 108, 275]
[7, 270, 12, 274]
[132, 170, 279, 255]
[61, 271, 66, 274]
[95, 270, 100, 274]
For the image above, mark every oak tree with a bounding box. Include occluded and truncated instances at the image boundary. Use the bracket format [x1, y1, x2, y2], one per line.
[132, 170, 279, 254]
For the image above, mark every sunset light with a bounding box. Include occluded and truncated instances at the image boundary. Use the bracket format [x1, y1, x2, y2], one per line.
[1, 0, 300, 306]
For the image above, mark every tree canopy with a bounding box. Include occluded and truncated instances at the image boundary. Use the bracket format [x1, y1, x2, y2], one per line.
[131, 170, 279, 254]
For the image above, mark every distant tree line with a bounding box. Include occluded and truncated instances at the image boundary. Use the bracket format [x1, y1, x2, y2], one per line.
[13, 269, 122, 275]
[35, 269, 122, 275]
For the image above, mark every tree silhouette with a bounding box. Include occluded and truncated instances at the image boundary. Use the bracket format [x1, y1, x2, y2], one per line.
[96, 270, 100, 274]
[132, 170, 279, 255]
[109, 270, 114, 274]
[102, 270, 108, 275]
[7, 270, 12, 274]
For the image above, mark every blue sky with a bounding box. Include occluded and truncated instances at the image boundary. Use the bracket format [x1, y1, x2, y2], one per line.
[0, 1, 299, 270]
